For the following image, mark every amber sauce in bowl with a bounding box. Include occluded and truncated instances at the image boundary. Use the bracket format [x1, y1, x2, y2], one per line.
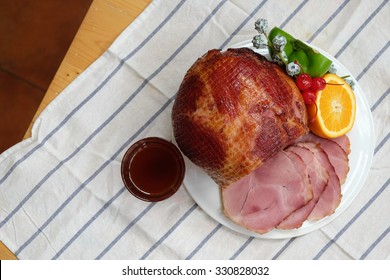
[121, 137, 185, 202]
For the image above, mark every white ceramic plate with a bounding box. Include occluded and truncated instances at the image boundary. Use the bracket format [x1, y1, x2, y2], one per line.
[181, 40, 375, 239]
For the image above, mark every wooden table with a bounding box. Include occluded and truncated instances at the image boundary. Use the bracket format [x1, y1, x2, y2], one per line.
[0, 0, 152, 260]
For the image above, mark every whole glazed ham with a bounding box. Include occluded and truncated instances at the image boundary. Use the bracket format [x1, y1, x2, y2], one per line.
[172, 47, 351, 234]
[172, 48, 309, 187]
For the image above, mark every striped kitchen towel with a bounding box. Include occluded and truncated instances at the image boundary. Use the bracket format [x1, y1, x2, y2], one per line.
[0, 0, 389, 259]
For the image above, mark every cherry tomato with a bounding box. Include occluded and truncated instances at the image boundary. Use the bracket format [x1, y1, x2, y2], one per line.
[296, 73, 312, 91]
[302, 90, 317, 105]
[310, 77, 326, 91]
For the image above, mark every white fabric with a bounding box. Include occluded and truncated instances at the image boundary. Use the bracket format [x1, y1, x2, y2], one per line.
[0, 0, 389, 259]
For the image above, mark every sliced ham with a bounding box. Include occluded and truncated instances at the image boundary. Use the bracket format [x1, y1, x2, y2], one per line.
[277, 144, 329, 229]
[299, 133, 350, 184]
[222, 133, 349, 233]
[300, 142, 342, 220]
[222, 150, 312, 234]
[331, 135, 351, 155]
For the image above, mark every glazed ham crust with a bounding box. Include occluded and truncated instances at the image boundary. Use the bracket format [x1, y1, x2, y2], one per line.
[172, 48, 309, 187]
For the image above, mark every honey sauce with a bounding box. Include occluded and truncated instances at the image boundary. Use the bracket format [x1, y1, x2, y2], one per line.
[121, 137, 185, 202]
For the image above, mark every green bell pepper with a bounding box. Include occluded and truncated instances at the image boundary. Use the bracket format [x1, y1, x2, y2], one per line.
[268, 27, 332, 77]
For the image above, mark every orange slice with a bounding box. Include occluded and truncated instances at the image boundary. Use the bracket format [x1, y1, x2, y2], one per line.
[307, 73, 356, 138]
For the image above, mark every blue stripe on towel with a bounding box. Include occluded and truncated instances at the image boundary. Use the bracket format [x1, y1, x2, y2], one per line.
[314, 178, 390, 259]
[95, 203, 157, 260]
[185, 224, 223, 260]
[139, 204, 198, 260]
[335, 0, 389, 58]
[359, 225, 390, 259]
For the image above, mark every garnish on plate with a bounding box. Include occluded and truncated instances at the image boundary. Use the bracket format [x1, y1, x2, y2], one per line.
[252, 19, 356, 139]
[253, 19, 332, 78]
[306, 73, 356, 138]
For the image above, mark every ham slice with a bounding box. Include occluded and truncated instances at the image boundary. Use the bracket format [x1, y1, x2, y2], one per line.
[299, 133, 350, 184]
[277, 144, 329, 229]
[298, 142, 342, 220]
[331, 135, 351, 155]
[222, 134, 349, 231]
[222, 150, 312, 234]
